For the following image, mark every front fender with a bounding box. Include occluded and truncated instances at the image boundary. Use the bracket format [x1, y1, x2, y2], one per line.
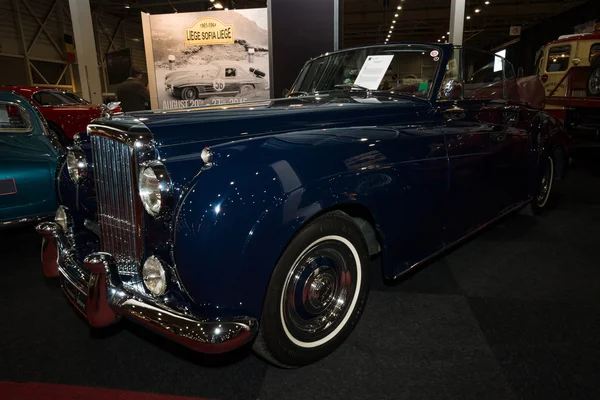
[171, 131, 398, 319]
[172, 156, 358, 320]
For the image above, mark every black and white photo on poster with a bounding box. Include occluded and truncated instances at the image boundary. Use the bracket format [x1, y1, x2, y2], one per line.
[149, 8, 269, 110]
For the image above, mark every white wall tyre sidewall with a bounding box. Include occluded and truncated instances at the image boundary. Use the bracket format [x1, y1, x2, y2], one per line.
[279, 235, 362, 349]
[537, 156, 554, 209]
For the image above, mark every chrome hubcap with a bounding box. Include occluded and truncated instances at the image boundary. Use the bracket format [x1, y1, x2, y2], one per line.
[282, 240, 356, 342]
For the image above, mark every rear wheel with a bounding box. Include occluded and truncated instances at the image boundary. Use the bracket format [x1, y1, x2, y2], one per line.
[521, 155, 554, 216]
[240, 84, 254, 95]
[587, 63, 600, 97]
[253, 211, 370, 368]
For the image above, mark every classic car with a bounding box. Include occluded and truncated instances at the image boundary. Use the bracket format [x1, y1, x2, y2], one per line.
[165, 60, 267, 100]
[0, 86, 121, 145]
[0, 91, 62, 228]
[37, 43, 565, 368]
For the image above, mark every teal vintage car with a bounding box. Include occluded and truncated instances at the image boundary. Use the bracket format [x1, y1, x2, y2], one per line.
[0, 91, 62, 228]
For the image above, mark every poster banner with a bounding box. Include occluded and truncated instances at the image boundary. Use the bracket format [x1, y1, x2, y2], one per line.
[148, 9, 270, 110]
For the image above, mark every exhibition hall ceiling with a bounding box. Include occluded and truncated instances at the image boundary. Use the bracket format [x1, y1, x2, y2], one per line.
[93, 0, 590, 49]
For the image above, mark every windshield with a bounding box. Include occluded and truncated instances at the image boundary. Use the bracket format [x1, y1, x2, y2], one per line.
[33, 90, 90, 106]
[290, 44, 443, 98]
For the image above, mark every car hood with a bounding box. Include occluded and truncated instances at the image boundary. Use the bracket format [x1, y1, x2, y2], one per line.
[92, 94, 430, 157]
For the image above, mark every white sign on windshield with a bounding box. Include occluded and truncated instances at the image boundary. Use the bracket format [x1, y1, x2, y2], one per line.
[354, 55, 394, 90]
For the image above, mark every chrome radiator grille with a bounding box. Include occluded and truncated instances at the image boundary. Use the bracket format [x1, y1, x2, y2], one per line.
[91, 135, 141, 276]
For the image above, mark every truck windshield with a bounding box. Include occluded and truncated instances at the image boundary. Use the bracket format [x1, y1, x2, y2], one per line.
[289, 44, 443, 98]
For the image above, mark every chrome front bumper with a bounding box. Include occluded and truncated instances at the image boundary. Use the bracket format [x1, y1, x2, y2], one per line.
[36, 221, 258, 354]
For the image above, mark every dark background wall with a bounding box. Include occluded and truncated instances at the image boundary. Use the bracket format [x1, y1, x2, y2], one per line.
[270, 0, 342, 98]
[507, 0, 600, 75]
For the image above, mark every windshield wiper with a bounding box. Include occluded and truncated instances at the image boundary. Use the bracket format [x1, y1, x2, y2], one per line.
[334, 83, 371, 91]
[333, 83, 372, 97]
[287, 91, 309, 97]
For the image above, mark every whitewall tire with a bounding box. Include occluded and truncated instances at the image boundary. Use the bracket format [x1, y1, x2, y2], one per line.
[253, 211, 370, 368]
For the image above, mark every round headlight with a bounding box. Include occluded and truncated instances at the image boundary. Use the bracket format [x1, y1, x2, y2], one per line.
[142, 256, 167, 296]
[55, 206, 68, 231]
[139, 161, 172, 217]
[66, 148, 87, 183]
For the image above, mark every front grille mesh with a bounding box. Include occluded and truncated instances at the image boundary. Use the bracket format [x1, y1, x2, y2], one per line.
[91, 135, 141, 276]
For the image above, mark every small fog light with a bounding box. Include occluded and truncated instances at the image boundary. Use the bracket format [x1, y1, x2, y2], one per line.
[142, 256, 167, 296]
[55, 206, 68, 231]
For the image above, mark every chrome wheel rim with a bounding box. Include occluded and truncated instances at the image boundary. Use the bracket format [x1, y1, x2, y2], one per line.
[589, 69, 600, 95]
[280, 235, 361, 348]
[536, 156, 554, 208]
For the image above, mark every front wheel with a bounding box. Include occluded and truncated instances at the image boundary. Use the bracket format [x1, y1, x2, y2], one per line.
[180, 87, 197, 100]
[522, 155, 554, 216]
[253, 211, 370, 368]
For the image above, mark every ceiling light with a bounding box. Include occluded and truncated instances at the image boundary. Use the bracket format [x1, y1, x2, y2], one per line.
[392, 20, 396, 23]
[466, 15, 471, 19]
[397, 6, 402, 10]
[475, 8, 481, 13]
[391, 25, 394, 28]
[210, 0, 215, 2]
[447, 31, 450, 34]
[442, 35, 445, 38]
[395, 13, 399, 17]
[485, 1, 490, 3]
[437, 39, 441, 42]
[389, 30, 392, 33]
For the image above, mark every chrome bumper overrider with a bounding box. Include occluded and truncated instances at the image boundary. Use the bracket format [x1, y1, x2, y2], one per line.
[36, 221, 258, 354]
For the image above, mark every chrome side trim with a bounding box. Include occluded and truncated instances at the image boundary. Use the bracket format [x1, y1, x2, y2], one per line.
[1, 214, 52, 230]
[392, 201, 529, 280]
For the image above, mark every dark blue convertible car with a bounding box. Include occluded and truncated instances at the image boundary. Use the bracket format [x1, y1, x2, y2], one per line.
[37, 43, 565, 367]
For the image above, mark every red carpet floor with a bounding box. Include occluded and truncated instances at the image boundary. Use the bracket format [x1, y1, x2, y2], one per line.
[0, 382, 211, 400]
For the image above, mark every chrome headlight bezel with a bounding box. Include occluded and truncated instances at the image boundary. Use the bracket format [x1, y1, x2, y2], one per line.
[142, 256, 168, 296]
[138, 160, 172, 218]
[66, 147, 88, 184]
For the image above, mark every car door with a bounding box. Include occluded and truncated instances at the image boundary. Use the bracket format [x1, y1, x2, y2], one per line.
[439, 48, 516, 243]
[0, 99, 56, 222]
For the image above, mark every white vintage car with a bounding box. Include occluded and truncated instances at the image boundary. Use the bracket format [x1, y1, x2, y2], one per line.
[165, 60, 267, 100]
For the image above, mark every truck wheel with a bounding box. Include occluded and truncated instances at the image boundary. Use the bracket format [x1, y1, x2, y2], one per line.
[521, 155, 554, 216]
[587, 64, 600, 97]
[180, 87, 197, 100]
[253, 211, 370, 368]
